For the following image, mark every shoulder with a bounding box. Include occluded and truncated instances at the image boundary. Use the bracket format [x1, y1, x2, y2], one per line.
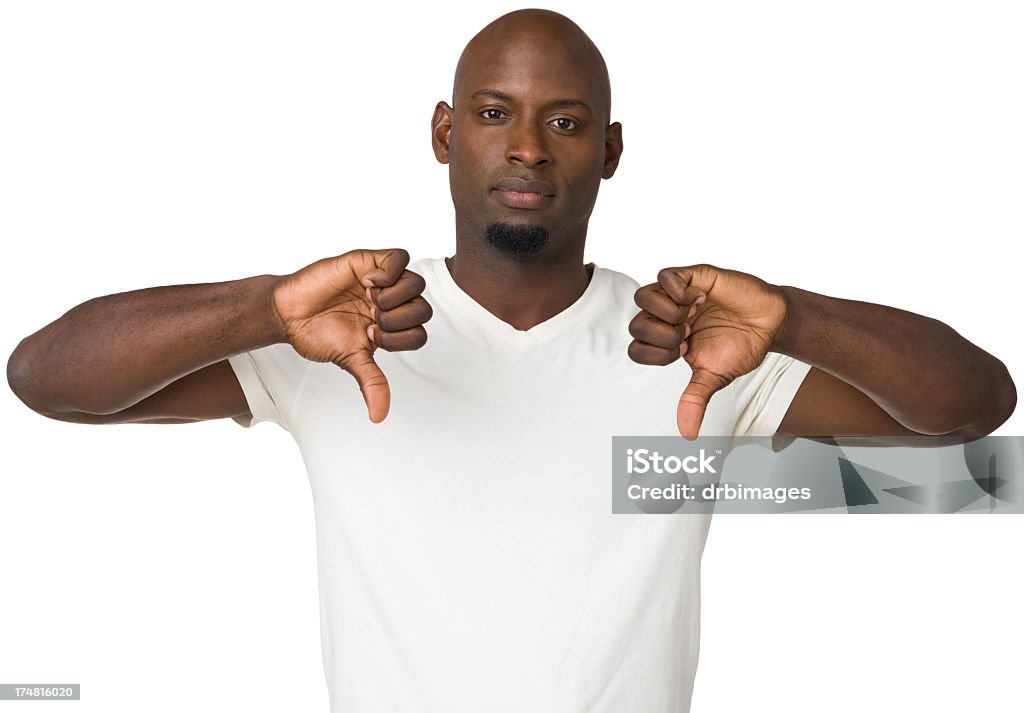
[407, 256, 447, 301]
[593, 264, 642, 295]
[408, 256, 443, 278]
[589, 264, 643, 321]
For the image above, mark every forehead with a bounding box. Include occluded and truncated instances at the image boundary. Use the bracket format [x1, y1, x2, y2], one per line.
[454, 35, 606, 108]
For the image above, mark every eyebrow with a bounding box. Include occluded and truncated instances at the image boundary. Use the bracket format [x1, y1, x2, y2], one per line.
[470, 88, 592, 113]
[471, 88, 514, 102]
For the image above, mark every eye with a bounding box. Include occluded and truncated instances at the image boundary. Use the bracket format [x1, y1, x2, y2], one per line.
[480, 108, 507, 121]
[549, 117, 579, 131]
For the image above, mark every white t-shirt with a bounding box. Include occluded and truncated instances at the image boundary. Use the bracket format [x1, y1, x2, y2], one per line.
[228, 257, 812, 713]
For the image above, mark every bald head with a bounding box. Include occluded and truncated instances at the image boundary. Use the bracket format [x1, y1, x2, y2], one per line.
[453, 9, 612, 124]
[432, 9, 623, 258]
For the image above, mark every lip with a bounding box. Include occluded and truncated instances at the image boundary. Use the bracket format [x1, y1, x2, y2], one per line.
[492, 177, 556, 210]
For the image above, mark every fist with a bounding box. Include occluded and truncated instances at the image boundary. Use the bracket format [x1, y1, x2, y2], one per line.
[272, 248, 432, 423]
[628, 264, 787, 439]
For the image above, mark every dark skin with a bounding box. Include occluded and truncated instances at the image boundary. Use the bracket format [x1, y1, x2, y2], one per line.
[6, 248, 431, 424]
[433, 10, 1015, 438]
[431, 11, 622, 331]
[5, 9, 1017, 439]
[630, 266, 1016, 438]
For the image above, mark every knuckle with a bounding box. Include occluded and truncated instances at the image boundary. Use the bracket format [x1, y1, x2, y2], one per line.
[658, 267, 691, 287]
[628, 340, 670, 366]
[410, 327, 428, 348]
[628, 320, 649, 340]
[626, 340, 646, 364]
[361, 373, 389, 389]
[378, 247, 409, 269]
[382, 327, 428, 352]
[412, 297, 433, 322]
[408, 271, 426, 291]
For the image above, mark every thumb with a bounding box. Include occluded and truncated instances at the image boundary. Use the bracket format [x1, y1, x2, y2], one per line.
[677, 369, 729, 440]
[338, 349, 391, 424]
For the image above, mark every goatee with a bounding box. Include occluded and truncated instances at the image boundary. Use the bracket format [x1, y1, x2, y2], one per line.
[485, 223, 550, 255]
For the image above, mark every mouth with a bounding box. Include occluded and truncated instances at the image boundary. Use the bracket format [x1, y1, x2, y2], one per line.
[492, 177, 556, 210]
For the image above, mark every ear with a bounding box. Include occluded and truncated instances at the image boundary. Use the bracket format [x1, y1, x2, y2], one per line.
[431, 101, 454, 164]
[602, 121, 623, 179]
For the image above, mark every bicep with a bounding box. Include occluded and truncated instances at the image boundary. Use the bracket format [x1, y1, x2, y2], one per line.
[47, 360, 251, 425]
[776, 366, 921, 437]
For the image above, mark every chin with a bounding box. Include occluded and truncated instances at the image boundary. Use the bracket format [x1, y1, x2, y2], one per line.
[485, 222, 551, 256]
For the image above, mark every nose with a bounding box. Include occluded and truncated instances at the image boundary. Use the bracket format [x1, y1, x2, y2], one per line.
[506, 120, 551, 169]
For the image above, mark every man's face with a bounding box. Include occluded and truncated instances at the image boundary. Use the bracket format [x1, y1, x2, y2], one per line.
[433, 31, 622, 255]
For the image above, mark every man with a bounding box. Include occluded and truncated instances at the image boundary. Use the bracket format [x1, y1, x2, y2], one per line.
[6, 8, 1015, 713]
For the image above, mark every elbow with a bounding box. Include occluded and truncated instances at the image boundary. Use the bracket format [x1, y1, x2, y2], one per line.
[948, 360, 1017, 437]
[9, 339, 140, 422]
[7, 338, 76, 420]
[7, 338, 40, 413]
[991, 361, 1018, 430]
[8, 339, 53, 418]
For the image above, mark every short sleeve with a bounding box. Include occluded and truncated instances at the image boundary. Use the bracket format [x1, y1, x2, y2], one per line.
[730, 352, 813, 438]
[226, 344, 311, 431]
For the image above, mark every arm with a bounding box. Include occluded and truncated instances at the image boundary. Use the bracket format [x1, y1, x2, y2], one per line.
[7, 276, 281, 423]
[628, 264, 1016, 438]
[773, 286, 1016, 437]
[7, 249, 431, 425]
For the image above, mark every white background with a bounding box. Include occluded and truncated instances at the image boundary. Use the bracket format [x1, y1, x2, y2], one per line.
[2, 1, 1021, 711]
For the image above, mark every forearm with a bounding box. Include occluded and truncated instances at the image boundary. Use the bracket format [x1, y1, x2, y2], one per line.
[7, 275, 285, 416]
[773, 286, 1016, 435]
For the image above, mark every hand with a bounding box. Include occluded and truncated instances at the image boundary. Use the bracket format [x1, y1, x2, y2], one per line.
[628, 264, 787, 439]
[272, 248, 432, 423]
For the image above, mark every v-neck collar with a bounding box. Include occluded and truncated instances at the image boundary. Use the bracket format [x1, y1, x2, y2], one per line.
[422, 257, 608, 348]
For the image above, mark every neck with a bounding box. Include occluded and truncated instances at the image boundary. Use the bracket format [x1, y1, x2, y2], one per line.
[446, 228, 592, 332]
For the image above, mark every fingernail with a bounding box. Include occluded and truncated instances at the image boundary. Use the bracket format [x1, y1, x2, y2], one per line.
[370, 306, 376, 320]
[367, 325, 375, 342]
